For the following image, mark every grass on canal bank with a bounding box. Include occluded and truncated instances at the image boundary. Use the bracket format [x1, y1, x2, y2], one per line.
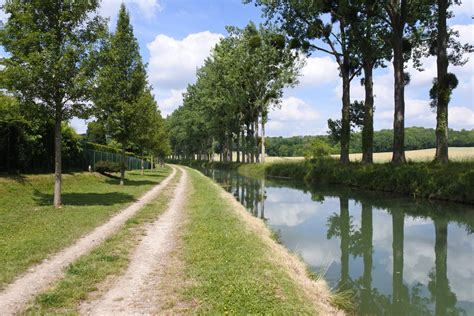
[176, 168, 339, 314]
[0, 167, 171, 289]
[242, 160, 474, 204]
[26, 169, 180, 313]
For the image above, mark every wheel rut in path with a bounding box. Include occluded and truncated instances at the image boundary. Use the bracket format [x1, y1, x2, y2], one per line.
[80, 166, 188, 315]
[0, 167, 177, 315]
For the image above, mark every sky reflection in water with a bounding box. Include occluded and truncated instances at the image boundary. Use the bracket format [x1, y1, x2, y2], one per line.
[202, 168, 474, 316]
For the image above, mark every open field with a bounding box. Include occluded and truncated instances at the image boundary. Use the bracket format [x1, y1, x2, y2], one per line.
[265, 147, 474, 163]
[0, 167, 171, 289]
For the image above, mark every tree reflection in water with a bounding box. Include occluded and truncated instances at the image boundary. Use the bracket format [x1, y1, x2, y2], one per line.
[201, 168, 471, 315]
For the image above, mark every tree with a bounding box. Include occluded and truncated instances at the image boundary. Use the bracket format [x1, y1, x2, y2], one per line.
[0, 0, 106, 207]
[228, 23, 300, 163]
[423, 0, 473, 163]
[94, 4, 148, 185]
[246, 0, 361, 164]
[86, 121, 107, 144]
[377, 0, 432, 163]
[131, 88, 169, 172]
[348, 1, 390, 164]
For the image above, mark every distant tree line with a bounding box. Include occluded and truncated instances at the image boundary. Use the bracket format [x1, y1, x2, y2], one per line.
[266, 127, 474, 157]
[0, 3, 170, 207]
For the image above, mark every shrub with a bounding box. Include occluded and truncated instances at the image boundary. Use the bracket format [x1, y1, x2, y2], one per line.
[95, 161, 121, 174]
[304, 139, 332, 159]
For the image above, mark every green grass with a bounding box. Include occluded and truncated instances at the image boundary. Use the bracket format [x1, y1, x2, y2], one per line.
[181, 168, 318, 314]
[0, 167, 171, 288]
[241, 159, 474, 204]
[26, 169, 179, 314]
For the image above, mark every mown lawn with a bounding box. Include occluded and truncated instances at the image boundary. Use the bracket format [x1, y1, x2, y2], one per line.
[0, 167, 171, 288]
[181, 168, 318, 314]
[26, 169, 179, 314]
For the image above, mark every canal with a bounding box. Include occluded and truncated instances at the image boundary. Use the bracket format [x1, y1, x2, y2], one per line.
[201, 168, 474, 315]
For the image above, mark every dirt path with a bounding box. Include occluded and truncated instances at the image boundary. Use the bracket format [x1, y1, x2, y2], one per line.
[0, 167, 177, 315]
[80, 167, 188, 315]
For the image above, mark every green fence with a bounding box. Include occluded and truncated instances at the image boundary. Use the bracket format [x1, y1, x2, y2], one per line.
[84, 149, 151, 171]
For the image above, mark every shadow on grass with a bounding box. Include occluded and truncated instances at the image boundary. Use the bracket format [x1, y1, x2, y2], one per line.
[33, 190, 136, 206]
[0, 173, 28, 184]
[142, 173, 167, 178]
[104, 178, 157, 186]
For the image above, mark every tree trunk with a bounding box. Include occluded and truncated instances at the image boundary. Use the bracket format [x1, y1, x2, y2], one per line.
[260, 178, 265, 219]
[249, 125, 254, 163]
[434, 218, 448, 316]
[255, 119, 260, 163]
[392, 36, 407, 163]
[227, 136, 232, 162]
[360, 203, 373, 313]
[435, 0, 449, 164]
[261, 120, 266, 163]
[339, 196, 350, 290]
[241, 129, 246, 163]
[120, 144, 126, 185]
[362, 61, 374, 164]
[53, 109, 62, 208]
[141, 158, 144, 175]
[340, 67, 351, 164]
[392, 211, 405, 314]
[236, 132, 240, 163]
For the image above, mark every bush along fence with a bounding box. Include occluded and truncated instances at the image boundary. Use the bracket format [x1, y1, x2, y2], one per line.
[83, 142, 151, 171]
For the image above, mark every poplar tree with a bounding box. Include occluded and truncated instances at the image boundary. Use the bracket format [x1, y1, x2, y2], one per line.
[0, 0, 106, 208]
[94, 4, 147, 185]
[245, 0, 361, 164]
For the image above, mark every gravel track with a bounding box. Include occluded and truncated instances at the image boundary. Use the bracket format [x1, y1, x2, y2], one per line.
[80, 166, 188, 315]
[0, 167, 177, 315]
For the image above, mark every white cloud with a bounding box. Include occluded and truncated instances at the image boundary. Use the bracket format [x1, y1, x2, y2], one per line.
[267, 97, 324, 136]
[272, 97, 319, 121]
[299, 56, 340, 87]
[157, 89, 185, 116]
[147, 31, 222, 117]
[147, 31, 222, 90]
[449, 106, 474, 127]
[452, 1, 474, 17]
[99, 0, 163, 21]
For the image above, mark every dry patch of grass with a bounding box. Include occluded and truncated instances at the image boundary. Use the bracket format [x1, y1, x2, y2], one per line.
[267, 147, 474, 163]
[344, 147, 474, 163]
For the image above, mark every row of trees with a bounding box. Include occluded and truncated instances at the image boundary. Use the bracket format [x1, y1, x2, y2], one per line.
[167, 23, 302, 163]
[265, 127, 474, 157]
[1, 2, 169, 207]
[243, 0, 472, 164]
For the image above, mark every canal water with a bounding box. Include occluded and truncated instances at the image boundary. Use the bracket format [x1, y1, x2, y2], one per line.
[201, 168, 474, 315]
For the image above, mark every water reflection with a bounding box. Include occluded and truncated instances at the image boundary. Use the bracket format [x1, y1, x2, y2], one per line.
[202, 168, 474, 315]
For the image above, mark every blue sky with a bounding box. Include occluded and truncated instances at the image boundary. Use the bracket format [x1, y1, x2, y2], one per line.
[1, 0, 473, 136]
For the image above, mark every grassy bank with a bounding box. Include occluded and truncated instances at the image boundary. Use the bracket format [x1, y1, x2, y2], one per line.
[26, 169, 179, 313]
[0, 167, 171, 288]
[246, 160, 474, 204]
[178, 168, 337, 314]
